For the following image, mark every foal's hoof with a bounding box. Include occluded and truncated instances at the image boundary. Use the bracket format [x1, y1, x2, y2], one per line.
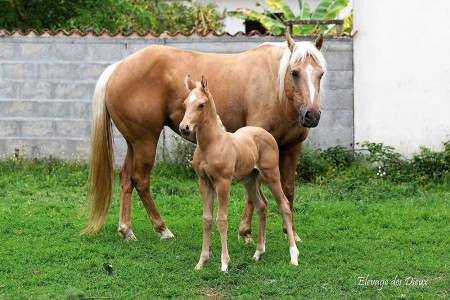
[289, 246, 299, 266]
[290, 259, 299, 266]
[221, 263, 229, 273]
[159, 227, 175, 240]
[253, 249, 265, 261]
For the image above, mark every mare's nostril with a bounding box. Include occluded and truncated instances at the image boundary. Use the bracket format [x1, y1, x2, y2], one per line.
[185, 125, 189, 131]
[304, 111, 312, 120]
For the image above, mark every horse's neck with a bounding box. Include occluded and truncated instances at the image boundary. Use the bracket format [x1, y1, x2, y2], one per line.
[196, 104, 226, 153]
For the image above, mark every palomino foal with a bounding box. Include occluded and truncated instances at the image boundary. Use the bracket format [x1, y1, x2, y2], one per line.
[180, 76, 299, 272]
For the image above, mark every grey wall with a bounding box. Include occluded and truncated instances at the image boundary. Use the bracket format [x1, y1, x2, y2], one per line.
[0, 32, 353, 165]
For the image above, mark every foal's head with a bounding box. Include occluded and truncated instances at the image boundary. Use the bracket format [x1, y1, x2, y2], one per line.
[179, 75, 212, 137]
[283, 32, 326, 128]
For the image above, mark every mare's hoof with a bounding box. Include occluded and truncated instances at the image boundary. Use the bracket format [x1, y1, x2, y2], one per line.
[118, 225, 137, 241]
[159, 227, 175, 240]
[294, 232, 302, 243]
[238, 233, 254, 244]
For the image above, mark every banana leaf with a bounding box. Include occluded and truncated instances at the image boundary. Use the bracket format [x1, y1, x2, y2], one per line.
[236, 8, 285, 34]
[227, 11, 249, 20]
[312, 0, 349, 20]
[265, 0, 296, 20]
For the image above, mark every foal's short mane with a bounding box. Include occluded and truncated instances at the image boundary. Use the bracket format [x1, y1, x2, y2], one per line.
[194, 83, 227, 132]
[263, 41, 327, 101]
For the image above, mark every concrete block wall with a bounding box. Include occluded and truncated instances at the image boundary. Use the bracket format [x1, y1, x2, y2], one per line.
[0, 33, 353, 165]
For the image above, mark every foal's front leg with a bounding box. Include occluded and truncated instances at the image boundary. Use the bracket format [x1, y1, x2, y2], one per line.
[215, 178, 231, 272]
[195, 178, 215, 270]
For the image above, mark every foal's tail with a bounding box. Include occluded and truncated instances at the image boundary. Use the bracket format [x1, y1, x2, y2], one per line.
[82, 63, 118, 235]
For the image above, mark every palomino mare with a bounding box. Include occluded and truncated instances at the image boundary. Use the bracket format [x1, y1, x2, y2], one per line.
[180, 75, 299, 272]
[83, 32, 327, 243]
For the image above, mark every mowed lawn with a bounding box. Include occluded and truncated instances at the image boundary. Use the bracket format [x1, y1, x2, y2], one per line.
[0, 160, 448, 299]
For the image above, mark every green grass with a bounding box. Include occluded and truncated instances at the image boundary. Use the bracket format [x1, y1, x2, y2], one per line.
[0, 159, 448, 299]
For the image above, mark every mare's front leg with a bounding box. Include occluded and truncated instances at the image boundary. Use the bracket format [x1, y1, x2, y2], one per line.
[279, 143, 303, 242]
[242, 172, 267, 261]
[195, 178, 215, 270]
[215, 178, 231, 272]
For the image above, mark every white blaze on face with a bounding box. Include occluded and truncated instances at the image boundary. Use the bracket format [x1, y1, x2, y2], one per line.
[305, 64, 315, 104]
[188, 93, 197, 103]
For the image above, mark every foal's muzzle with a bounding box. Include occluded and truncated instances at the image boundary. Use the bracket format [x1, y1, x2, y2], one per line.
[179, 124, 192, 136]
[300, 110, 321, 128]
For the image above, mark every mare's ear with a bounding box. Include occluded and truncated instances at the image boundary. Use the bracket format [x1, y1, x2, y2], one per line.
[286, 30, 296, 53]
[184, 75, 195, 91]
[314, 34, 323, 51]
[201, 75, 209, 93]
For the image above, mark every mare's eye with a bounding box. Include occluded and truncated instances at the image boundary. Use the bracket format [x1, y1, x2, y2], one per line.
[291, 70, 299, 78]
[199, 103, 205, 109]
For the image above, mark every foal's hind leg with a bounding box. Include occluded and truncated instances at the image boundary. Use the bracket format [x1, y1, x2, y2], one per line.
[261, 167, 299, 265]
[239, 176, 268, 242]
[238, 192, 254, 242]
[132, 140, 174, 239]
[215, 178, 231, 272]
[118, 142, 137, 240]
[242, 171, 267, 261]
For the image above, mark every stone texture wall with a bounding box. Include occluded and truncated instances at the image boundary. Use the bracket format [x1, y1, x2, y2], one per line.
[0, 33, 353, 164]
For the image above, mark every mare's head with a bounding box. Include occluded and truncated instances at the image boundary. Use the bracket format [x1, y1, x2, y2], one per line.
[281, 32, 326, 128]
[179, 75, 211, 137]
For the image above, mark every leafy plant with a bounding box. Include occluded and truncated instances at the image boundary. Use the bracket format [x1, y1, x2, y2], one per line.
[0, 0, 225, 34]
[228, 0, 351, 35]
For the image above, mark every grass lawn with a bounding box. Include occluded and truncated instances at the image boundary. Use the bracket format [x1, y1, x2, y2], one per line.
[0, 160, 448, 299]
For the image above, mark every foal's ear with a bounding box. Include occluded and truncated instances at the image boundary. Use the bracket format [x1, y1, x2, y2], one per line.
[201, 75, 209, 93]
[314, 34, 323, 51]
[286, 30, 296, 53]
[184, 75, 196, 91]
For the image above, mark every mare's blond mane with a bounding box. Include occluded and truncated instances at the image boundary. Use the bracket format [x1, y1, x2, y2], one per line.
[264, 41, 327, 100]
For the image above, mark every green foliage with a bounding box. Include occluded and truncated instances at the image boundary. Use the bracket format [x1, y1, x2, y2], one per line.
[228, 0, 351, 35]
[297, 141, 450, 185]
[156, 135, 197, 179]
[0, 0, 225, 34]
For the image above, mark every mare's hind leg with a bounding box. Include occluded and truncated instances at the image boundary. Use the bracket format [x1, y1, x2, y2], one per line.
[118, 142, 137, 240]
[242, 171, 267, 261]
[261, 167, 299, 265]
[132, 140, 174, 239]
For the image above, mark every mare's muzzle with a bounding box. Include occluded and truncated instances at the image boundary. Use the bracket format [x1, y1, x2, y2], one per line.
[300, 110, 321, 128]
[179, 124, 192, 136]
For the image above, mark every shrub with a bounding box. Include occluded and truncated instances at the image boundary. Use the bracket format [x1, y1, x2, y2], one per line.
[296, 141, 450, 184]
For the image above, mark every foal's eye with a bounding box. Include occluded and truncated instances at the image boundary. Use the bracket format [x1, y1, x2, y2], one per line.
[291, 70, 300, 78]
[199, 103, 205, 109]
